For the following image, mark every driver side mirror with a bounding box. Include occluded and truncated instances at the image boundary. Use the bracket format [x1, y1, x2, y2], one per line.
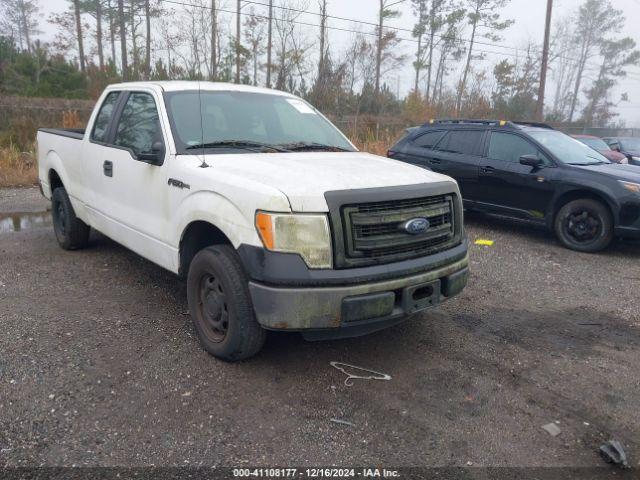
[611, 145, 620, 152]
[519, 154, 543, 168]
[138, 141, 165, 165]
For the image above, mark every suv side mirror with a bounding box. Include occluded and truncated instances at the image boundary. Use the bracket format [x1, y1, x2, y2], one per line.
[520, 154, 543, 168]
[138, 141, 165, 165]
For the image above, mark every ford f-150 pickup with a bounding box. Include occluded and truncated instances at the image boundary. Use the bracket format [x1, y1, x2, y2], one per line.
[37, 81, 469, 360]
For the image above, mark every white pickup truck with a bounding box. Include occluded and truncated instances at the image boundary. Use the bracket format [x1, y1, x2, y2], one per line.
[37, 81, 469, 360]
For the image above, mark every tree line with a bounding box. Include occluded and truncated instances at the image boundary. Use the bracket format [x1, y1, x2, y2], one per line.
[0, 0, 638, 127]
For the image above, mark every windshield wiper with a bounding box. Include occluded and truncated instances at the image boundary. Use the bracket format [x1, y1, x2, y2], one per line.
[567, 161, 608, 165]
[276, 141, 350, 152]
[186, 140, 289, 152]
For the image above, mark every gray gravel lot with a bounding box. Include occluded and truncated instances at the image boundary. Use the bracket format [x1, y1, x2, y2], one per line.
[1, 187, 639, 468]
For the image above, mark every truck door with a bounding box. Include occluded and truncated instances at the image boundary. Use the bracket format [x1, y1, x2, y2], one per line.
[84, 89, 173, 268]
[477, 131, 557, 220]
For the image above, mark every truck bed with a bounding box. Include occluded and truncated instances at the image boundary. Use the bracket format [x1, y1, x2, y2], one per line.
[38, 128, 85, 140]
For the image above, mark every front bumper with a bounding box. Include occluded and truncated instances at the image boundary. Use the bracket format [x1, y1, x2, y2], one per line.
[248, 254, 469, 340]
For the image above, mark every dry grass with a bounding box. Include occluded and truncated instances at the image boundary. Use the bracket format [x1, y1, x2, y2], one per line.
[352, 139, 390, 156]
[0, 142, 37, 188]
[0, 107, 86, 188]
[350, 128, 404, 157]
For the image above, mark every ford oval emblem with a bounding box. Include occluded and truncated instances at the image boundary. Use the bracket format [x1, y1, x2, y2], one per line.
[403, 217, 430, 235]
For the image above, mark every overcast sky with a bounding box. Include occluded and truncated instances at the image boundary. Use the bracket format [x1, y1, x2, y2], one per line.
[38, 0, 640, 125]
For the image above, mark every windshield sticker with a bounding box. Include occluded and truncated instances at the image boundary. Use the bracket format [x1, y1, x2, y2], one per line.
[286, 98, 316, 114]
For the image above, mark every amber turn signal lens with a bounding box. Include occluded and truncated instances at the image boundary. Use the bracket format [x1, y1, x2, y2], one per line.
[255, 212, 274, 250]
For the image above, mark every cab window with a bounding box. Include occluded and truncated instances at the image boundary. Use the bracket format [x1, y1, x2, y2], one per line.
[91, 91, 120, 143]
[114, 92, 163, 158]
[488, 131, 550, 164]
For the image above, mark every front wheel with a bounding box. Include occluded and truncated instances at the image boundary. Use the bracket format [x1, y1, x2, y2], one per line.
[187, 245, 266, 361]
[554, 199, 613, 253]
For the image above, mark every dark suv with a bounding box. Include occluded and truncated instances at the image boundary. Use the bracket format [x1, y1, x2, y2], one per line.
[388, 120, 640, 252]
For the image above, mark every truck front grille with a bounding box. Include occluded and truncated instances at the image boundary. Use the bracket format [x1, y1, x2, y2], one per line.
[338, 194, 457, 267]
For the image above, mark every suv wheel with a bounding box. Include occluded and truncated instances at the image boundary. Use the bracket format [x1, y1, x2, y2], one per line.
[554, 199, 613, 253]
[187, 245, 266, 361]
[51, 187, 91, 250]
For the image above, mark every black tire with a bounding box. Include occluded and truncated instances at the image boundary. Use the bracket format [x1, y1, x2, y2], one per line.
[51, 187, 90, 250]
[187, 245, 266, 361]
[554, 198, 613, 253]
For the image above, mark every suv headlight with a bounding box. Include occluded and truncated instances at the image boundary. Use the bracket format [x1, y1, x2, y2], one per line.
[619, 180, 640, 194]
[255, 211, 332, 268]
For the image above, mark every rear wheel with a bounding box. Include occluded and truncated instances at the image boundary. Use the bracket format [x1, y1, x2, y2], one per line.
[51, 187, 90, 250]
[554, 198, 613, 253]
[187, 245, 266, 361]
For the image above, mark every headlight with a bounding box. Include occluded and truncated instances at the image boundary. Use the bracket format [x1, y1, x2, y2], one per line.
[255, 211, 332, 268]
[619, 180, 640, 194]
[632, 156, 640, 162]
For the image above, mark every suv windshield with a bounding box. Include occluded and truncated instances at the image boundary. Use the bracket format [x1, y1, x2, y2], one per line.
[529, 131, 609, 165]
[577, 137, 610, 150]
[620, 138, 640, 151]
[164, 90, 355, 154]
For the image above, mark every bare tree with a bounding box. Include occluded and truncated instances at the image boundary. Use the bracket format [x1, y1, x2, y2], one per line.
[266, 0, 273, 87]
[410, 0, 427, 95]
[235, 0, 241, 83]
[144, 0, 151, 79]
[210, 0, 218, 79]
[432, 8, 465, 105]
[456, 0, 513, 114]
[49, 8, 88, 58]
[317, 0, 328, 79]
[117, 0, 128, 79]
[548, 19, 576, 120]
[0, 0, 41, 54]
[72, 0, 86, 72]
[374, 0, 401, 96]
[106, 0, 117, 64]
[80, 0, 107, 69]
[424, 0, 460, 102]
[244, 7, 266, 85]
[273, 0, 310, 92]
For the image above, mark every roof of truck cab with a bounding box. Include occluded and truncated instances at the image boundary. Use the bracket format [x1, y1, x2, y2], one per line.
[106, 81, 294, 97]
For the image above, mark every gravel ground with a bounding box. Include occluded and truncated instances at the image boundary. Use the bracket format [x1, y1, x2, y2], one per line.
[1, 187, 639, 468]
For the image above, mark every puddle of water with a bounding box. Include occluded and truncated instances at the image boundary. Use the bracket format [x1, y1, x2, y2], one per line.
[0, 211, 52, 233]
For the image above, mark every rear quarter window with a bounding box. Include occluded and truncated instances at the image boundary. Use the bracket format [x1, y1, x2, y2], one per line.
[412, 130, 446, 148]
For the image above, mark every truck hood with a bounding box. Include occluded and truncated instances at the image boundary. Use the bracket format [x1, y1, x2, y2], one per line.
[208, 151, 456, 211]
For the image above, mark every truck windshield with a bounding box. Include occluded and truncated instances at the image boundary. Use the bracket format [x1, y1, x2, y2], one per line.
[529, 131, 610, 165]
[164, 90, 355, 154]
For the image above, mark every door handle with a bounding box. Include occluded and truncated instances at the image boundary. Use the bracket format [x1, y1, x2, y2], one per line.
[481, 166, 495, 173]
[103, 160, 113, 177]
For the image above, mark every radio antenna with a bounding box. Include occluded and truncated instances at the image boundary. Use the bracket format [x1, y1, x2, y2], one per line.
[197, 79, 209, 168]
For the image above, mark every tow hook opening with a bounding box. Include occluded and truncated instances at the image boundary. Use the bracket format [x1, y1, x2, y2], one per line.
[412, 285, 434, 301]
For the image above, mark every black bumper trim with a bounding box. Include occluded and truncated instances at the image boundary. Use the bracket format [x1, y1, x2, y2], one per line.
[237, 237, 468, 287]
